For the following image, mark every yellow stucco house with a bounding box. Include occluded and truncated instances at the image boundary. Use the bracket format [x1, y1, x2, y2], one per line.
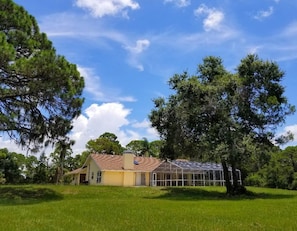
[66, 152, 242, 187]
[66, 152, 161, 187]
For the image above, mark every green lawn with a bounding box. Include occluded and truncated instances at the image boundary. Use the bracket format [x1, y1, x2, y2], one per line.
[0, 185, 296, 231]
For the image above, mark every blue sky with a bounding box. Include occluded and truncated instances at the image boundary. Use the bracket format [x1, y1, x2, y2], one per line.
[2, 0, 297, 155]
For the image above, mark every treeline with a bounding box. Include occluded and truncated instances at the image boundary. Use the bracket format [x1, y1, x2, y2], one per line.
[246, 146, 297, 190]
[0, 132, 162, 184]
[0, 148, 84, 184]
[1, 131, 297, 190]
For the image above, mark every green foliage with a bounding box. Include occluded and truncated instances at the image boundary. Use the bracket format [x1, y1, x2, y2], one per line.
[125, 138, 163, 157]
[149, 140, 163, 157]
[0, 148, 23, 183]
[0, 0, 84, 150]
[149, 54, 294, 194]
[126, 140, 145, 154]
[86, 132, 123, 154]
[265, 146, 297, 189]
[245, 172, 266, 187]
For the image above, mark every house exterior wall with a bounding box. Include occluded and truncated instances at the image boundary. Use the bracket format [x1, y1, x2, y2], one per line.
[145, 172, 150, 186]
[71, 155, 156, 187]
[123, 171, 135, 186]
[72, 174, 80, 185]
[87, 158, 100, 185]
[102, 171, 124, 186]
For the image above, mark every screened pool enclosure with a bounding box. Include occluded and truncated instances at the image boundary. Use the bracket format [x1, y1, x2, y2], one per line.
[150, 160, 242, 187]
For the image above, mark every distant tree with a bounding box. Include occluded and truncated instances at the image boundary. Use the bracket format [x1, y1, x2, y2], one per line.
[142, 138, 151, 157]
[149, 140, 163, 157]
[33, 153, 49, 184]
[126, 140, 144, 154]
[23, 155, 38, 183]
[78, 151, 90, 166]
[126, 138, 163, 157]
[149, 55, 295, 195]
[0, 148, 23, 183]
[265, 146, 297, 189]
[86, 132, 123, 154]
[64, 154, 81, 171]
[51, 138, 74, 183]
[0, 0, 84, 151]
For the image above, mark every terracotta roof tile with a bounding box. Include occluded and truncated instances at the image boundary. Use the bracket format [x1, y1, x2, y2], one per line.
[90, 154, 161, 171]
[65, 167, 87, 175]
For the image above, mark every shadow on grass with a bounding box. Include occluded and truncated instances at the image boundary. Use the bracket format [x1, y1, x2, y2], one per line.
[148, 187, 295, 201]
[0, 186, 63, 205]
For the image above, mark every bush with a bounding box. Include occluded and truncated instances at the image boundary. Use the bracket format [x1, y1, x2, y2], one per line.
[245, 173, 265, 187]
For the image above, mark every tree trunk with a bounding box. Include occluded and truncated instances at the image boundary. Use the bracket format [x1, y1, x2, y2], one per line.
[222, 159, 246, 195]
[221, 158, 232, 194]
[231, 163, 238, 188]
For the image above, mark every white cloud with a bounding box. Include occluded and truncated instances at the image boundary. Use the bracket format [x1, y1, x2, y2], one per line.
[40, 13, 128, 44]
[74, 0, 140, 18]
[78, 66, 105, 100]
[194, 4, 224, 32]
[249, 21, 297, 62]
[126, 39, 150, 54]
[131, 119, 160, 142]
[0, 103, 159, 156]
[0, 138, 28, 155]
[254, 6, 274, 20]
[247, 45, 262, 54]
[282, 21, 297, 37]
[78, 66, 136, 102]
[40, 13, 151, 71]
[164, 0, 191, 7]
[277, 124, 297, 148]
[69, 103, 159, 154]
[124, 39, 150, 71]
[70, 103, 130, 154]
[280, 124, 297, 142]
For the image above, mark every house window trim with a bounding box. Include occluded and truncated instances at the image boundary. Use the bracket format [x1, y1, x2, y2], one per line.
[96, 171, 102, 183]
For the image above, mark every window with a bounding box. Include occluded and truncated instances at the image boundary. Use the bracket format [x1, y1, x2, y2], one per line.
[91, 172, 94, 180]
[96, 171, 102, 183]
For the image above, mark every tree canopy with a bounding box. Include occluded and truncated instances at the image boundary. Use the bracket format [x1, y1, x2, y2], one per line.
[149, 54, 295, 194]
[86, 132, 123, 154]
[126, 138, 163, 157]
[0, 0, 84, 150]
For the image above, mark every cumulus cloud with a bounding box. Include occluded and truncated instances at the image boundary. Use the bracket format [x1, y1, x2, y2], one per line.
[132, 119, 159, 139]
[69, 103, 159, 154]
[70, 103, 130, 154]
[164, 0, 191, 7]
[254, 6, 274, 20]
[0, 103, 159, 156]
[74, 0, 140, 18]
[124, 39, 150, 71]
[194, 4, 224, 31]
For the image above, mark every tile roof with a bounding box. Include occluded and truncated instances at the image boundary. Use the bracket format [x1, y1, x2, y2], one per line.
[89, 154, 162, 172]
[65, 167, 87, 175]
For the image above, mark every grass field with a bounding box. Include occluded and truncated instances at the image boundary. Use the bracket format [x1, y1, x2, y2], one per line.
[0, 185, 296, 231]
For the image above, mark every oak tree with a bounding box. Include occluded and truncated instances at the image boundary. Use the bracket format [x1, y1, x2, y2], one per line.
[149, 54, 295, 194]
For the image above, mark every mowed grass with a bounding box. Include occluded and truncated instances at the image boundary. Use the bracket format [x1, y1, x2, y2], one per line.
[0, 185, 296, 231]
